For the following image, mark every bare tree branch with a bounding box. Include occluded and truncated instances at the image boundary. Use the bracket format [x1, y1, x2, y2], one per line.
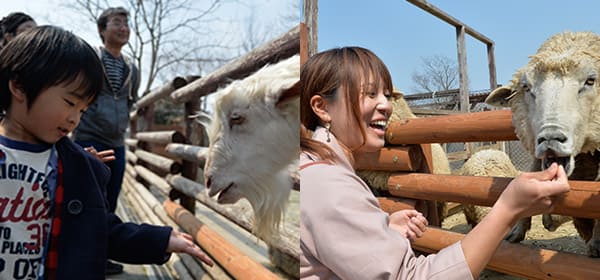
[411, 55, 460, 93]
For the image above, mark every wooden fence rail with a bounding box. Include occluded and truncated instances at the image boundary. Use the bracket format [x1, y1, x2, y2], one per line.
[135, 131, 186, 145]
[164, 200, 280, 280]
[164, 143, 208, 165]
[135, 149, 182, 174]
[171, 25, 300, 103]
[354, 146, 422, 172]
[386, 173, 600, 219]
[412, 227, 600, 279]
[386, 110, 517, 144]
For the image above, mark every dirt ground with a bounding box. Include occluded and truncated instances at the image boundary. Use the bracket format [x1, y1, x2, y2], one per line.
[441, 209, 586, 279]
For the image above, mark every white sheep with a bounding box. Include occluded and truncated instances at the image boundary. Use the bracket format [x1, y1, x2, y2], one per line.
[203, 54, 300, 241]
[486, 31, 600, 256]
[458, 149, 519, 227]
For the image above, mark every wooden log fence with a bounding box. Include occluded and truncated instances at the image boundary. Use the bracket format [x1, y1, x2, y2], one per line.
[170, 25, 300, 103]
[359, 109, 600, 278]
[386, 109, 517, 144]
[354, 146, 422, 172]
[125, 138, 138, 147]
[123, 171, 230, 279]
[135, 130, 186, 145]
[164, 143, 208, 166]
[135, 149, 182, 174]
[412, 227, 600, 279]
[128, 129, 298, 278]
[164, 200, 280, 280]
[166, 174, 300, 262]
[387, 173, 600, 219]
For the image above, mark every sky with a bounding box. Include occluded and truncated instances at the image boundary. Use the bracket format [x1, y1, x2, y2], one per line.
[316, 0, 600, 94]
[0, 0, 297, 45]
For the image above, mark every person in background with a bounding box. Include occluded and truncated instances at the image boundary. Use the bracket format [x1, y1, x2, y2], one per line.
[0, 12, 36, 48]
[299, 46, 570, 279]
[72, 7, 136, 274]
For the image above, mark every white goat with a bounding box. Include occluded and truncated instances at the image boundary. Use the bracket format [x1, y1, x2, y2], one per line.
[203, 54, 300, 241]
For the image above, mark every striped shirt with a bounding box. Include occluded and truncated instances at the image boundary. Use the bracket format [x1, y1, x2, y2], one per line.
[101, 49, 126, 94]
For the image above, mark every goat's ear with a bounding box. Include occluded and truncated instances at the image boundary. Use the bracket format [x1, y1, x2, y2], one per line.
[485, 86, 515, 107]
[189, 110, 213, 128]
[275, 80, 300, 108]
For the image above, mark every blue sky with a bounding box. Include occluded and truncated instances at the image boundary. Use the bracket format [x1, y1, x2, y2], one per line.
[317, 0, 600, 94]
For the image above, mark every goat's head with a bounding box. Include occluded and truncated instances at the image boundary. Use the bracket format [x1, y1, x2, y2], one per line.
[203, 55, 299, 239]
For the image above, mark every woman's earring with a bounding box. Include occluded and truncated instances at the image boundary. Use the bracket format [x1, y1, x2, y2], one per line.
[325, 122, 331, 143]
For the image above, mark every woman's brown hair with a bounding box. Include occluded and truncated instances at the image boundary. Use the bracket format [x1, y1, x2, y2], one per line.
[300, 46, 393, 162]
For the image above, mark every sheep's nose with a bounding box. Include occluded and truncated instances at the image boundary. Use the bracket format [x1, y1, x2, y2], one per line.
[205, 175, 212, 189]
[536, 130, 568, 146]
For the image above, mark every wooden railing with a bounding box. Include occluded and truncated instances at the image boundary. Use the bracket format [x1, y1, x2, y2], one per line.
[364, 110, 600, 279]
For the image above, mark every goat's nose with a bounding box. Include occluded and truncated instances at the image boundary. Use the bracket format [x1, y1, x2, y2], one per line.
[536, 130, 568, 145]
[205, 175, 212, 189]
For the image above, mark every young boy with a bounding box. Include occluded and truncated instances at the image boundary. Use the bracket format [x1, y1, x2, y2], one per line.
[0, 26, 213, 279]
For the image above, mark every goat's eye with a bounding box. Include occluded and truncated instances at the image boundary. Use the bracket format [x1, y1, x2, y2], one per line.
[585, 77, 596, 86]
[229, 113, 245, 127]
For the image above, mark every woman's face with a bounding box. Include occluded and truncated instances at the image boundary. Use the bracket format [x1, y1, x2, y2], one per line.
[328, 77, 392, 153]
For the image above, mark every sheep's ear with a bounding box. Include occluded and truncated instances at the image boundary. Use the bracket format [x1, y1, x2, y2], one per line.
[275, 81, 300, 108]
[485, 86, 515, 107]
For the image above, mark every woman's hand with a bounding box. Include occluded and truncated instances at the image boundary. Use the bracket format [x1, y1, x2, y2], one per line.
[496, 162, 570, 222]
[388, 209, 428, 241]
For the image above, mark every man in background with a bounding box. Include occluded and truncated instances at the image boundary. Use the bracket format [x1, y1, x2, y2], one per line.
[73, 7, 139, 275]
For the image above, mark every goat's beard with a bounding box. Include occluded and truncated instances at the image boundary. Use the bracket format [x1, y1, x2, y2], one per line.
[244, 169, 292, 242]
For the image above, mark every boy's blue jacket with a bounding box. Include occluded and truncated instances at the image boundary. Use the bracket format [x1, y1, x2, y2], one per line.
[54, 137, 171, 278]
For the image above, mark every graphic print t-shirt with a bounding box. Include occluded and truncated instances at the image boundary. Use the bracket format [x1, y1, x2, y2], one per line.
[0, 136, 53, 280]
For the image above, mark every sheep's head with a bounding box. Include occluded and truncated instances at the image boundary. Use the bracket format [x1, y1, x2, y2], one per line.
[486, 32, 600, 175]
[203, 55, 299, 240]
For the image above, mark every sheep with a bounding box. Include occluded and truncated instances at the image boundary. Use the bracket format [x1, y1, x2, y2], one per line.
[458, 149, 519, 227]
[358, 91, 451, 225]
[202, 54, 300, 241]
[486, 31, 600, 256]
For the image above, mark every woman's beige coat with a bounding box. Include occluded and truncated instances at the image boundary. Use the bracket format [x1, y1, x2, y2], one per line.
[300, 127, 472, 280]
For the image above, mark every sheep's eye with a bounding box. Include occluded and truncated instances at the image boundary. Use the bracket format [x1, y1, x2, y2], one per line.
[585, 77, 596, 86]
[229, 113, 245, 127]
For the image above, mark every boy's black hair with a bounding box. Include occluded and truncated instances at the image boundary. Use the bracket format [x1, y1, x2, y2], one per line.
[0, 25, 104, 111]
[97, 7, 129, 43]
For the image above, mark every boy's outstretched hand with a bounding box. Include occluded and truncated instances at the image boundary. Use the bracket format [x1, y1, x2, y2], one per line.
[167, 229, 214, 266]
